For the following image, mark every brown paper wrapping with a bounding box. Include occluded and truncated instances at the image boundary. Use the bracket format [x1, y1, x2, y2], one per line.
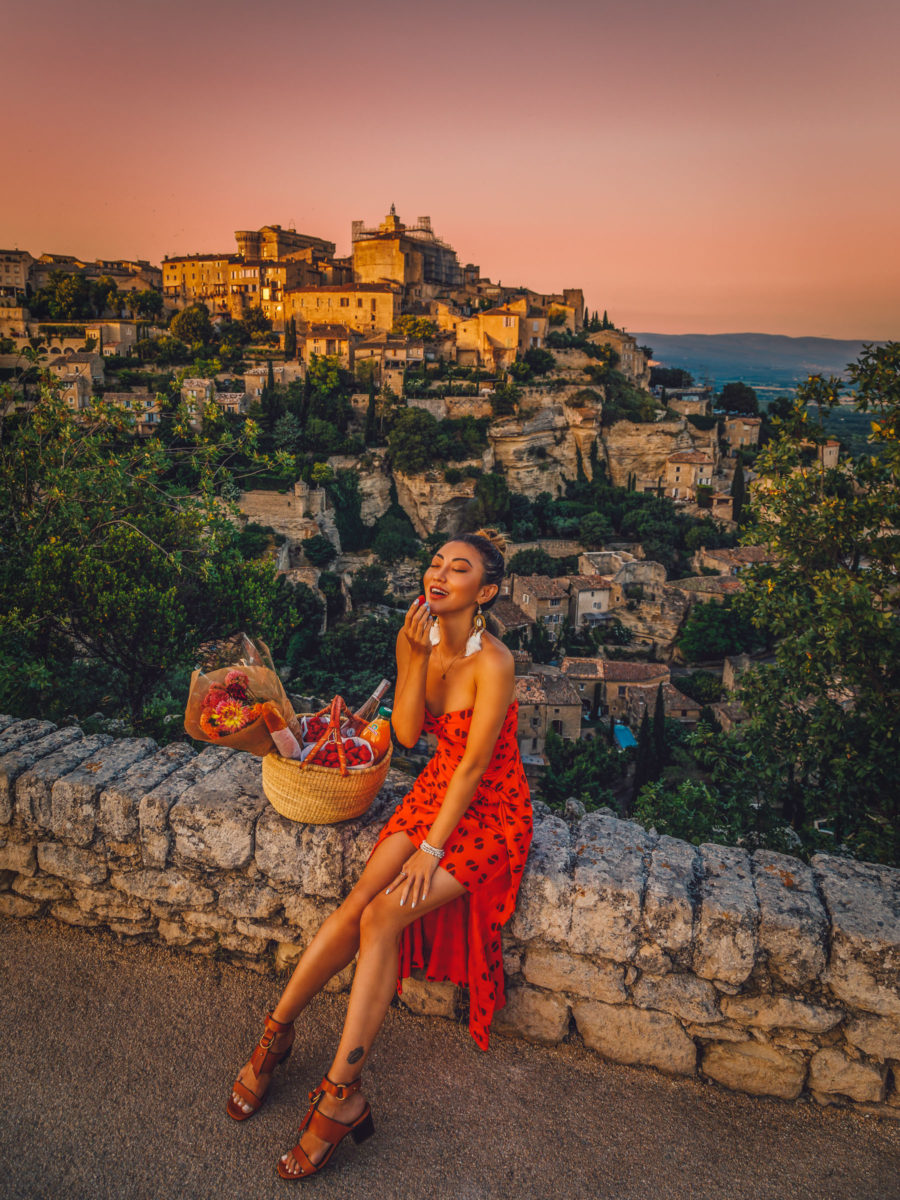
[183, 663, 301, 757]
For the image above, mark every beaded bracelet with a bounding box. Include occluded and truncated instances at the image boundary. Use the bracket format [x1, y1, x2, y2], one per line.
[419, 838, 445, 859]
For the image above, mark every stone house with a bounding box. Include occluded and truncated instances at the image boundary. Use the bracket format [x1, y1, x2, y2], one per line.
[455, 306, 521, 371]
[585, 330, 651, 389]
[559, 656, 604, 716]
[0, 249, 33, 297]
[559, 574, 624, 627]
[486, 597, 532, 640]
[301, 323, 359, 370]
[723, 415, 762, 453]
[213, 391, 249, 415]
[104, 392, 161, 434]
[666, 450, 714, 500]
[711, 492, 734, 521]
[55, 372, 91, 412]
[287, 284, 399, 337]
[48, 350, 104, 385]
[242, 362, 304, 397]
[597, 660, 671, 718]
[515, 672, 582, 758]
[664, 575, 744, 607]
[711, 699, 749, 731]
[509, 574, 568, 630]
[628, 681, 702, 727]
[692, 545, 776, 576]
[663, 387, 713, 417]
[353, 336, 425, 392]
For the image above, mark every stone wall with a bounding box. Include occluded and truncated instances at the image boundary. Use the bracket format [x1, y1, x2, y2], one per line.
[1, 713, 898, 1120]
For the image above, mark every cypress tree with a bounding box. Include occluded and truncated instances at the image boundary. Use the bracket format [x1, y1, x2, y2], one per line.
[631, 709, 653, 808]
[284, 318, 297, 359]
[267, 359, 276, 392]
[652, 682, 666, 776]
[731, 458, 746, 524]
[364, 375, 377, 444]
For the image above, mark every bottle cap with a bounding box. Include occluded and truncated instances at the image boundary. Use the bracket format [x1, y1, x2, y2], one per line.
[377, 706, 392, 717]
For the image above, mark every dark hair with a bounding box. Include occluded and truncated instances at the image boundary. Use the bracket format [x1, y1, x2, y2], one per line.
[450, 527, 507, 611]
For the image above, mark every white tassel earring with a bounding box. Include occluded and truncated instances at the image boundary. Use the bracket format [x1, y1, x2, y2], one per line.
[464, 604, 486, 656]
[429, 617, 441, 645]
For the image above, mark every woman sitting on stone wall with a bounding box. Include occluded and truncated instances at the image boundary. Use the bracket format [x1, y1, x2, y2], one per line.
[226, 526, 534, 1180]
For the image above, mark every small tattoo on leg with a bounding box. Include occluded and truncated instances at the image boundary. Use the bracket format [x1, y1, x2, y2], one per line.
[347, 1046, 364, 1064]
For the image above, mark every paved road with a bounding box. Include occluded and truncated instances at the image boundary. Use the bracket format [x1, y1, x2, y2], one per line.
[2, 917, 898, 1200]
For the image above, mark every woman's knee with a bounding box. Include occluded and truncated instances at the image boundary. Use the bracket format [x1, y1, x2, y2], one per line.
[358, 892, 402, 941]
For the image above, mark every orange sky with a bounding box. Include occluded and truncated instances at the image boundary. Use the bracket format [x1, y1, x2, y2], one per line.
[4, 0, 899, 338]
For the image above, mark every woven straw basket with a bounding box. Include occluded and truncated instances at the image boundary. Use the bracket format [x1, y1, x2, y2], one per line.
[261, 739, 393, 824]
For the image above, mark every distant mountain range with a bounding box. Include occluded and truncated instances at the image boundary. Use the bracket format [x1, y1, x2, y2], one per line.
[632, 332, 881, 395]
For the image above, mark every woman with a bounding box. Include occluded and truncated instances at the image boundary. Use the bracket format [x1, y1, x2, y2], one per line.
[226, 526, 534, 1180]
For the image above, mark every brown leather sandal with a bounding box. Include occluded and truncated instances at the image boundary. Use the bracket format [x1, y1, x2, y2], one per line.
[226, 1010, 295, 1121]
[276, 1073, 375, 1180]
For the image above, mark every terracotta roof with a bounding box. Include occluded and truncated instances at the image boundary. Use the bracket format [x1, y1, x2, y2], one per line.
[725, 416, 761, 425]
[514, 574, 568, 600]
[668, 451, 714, 464]
[288, 283, 395, 294]
[560, 574, 615, 593]
[703, 546, 775, 565]
[214, 392, 247, 401]
[515, 675, 547, 704]
[480, 307, 518, 317]
[540, 674, 583, 706]
[488, 598, 532, 628]
[599, 661, 670, 683]
[667, 576, 745, 595]
[560, 656, 604, 680]
[306, 324, 354, 338]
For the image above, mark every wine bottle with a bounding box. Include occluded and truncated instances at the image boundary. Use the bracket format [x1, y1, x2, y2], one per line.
[347, 678, 392, 728]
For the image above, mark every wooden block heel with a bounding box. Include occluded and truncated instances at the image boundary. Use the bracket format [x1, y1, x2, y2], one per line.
[350, 1109, 375, 1143]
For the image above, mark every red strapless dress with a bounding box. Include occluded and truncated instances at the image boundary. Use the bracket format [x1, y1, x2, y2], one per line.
[366, 700, 533, 1050]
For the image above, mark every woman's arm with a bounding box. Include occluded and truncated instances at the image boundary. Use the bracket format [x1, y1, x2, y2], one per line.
[390, 598, 433, 748]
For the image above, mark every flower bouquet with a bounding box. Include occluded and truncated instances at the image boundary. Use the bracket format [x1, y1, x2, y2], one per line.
[183, 632, 301, 757]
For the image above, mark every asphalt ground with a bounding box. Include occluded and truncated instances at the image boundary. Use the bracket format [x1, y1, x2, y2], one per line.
[2, 917, 898, 1200]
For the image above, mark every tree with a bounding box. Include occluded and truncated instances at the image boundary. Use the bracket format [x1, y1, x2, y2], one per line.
[284, 318, 297, 359]
[349, 564, 390, 607]
[391, 315, 438, 339]
[677, 597, 760, 663]
[364, 376, 377, 445]
[540, 727, 626, 810]
[301, 534, 337, 568]
[652, 683, 666, 774]
[523, 347, 555, 376]
[718, 381, 759, 415]
[578, 510, 613, 547]
[731, 458, 746, 524]
[0, 383, 314, 727]
[170, 304, 213, 347]
[734, 344, 900, 863]
[630, 710, 654, 809]
[507, 547, 557, 576]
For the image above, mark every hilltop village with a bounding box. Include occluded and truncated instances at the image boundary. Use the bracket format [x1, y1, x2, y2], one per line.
[0, 212, 793, 773]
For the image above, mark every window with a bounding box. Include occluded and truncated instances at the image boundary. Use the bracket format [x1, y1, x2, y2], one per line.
[618, 686, 626, 697]
[531, 716, 539, 727]
[503, 316, 514, 327]
[340, 297, 349, 307]
[549, 598, 560, 606]
[531, 738, 538, 750]
[357, 298, 363, 307]
[552, 719, 562, 734]
[522, 593, 529, 604]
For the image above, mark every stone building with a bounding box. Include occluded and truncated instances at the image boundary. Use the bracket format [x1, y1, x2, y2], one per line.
[663, 387, 713, 417]
[515, 672, 582, 758]
[666, 450, 714, 500]
[485, 598, 533, 640]
[104, 392, 162, 434]
[559, 656, 604, 716]
[351, 207, 463, 301]
[627, 680, 702, 727]
[47, 350, 104, 386]
[693, 545, 775, 576]
[353, 336, 425, 391]
[559, 574, 624, 627]
[0, 249, 34, 298]
[597, 660, 671, 718]
[723, 415, 762, 452]
[286, 284, 399, 337]
[510, 574, 568, 629]
[301, 324, 359, 370]
[586, 330, 651, 389]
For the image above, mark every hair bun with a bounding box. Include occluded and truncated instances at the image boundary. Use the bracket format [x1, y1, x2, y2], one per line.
[473, 526, 507, 557]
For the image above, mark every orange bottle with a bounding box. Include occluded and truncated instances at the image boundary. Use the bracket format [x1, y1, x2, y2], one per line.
[358, 706, 392, 760]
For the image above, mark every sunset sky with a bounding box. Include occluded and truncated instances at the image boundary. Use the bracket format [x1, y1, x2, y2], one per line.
[5, 0, 898, 339]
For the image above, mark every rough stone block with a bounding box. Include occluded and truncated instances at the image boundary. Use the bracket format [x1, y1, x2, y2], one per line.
[157, 919, 195, 947]
[220, 931, 270, 955]
[568, 812, 657, 963]
[98, 743, 195, 842]
[49, 738, 157, 847]
[170, 752, 268, 871]
[506, 816, 573, 944]
[631, 971, 722, 1025]
[808, 1047, 887, 1103]
[50, 902, 102, 927]
[692, 844, 758, 986]
[0, 727, 84, 824]
[700, 1039, 807, 1099]
[492, 985, 571, 1044]
[70, 885, 150, 921]
[523, 945, 626, 1003]
[214, 879, 280, 919]
[37, 842, 108, 886]
[812, 852, 900, 1017]
[341, 787, 405, 886]
[643, 835, 700, 959]
[16, 735, 113, 832]
[12, 875, 71, 902]
[255, 806, 344, 897]
[138, 746, 235, 868]
[398, 973, 457, 1018]
[719, 994, 843, 1033]
[281, 893, 339, 941]
[842, 1014, 900, 1061]
[0, 840, 36, 875]
[110, 868, 214, 908]
[0, 719, 59, 757]
[573, 998, 697, 1075]
[752, 849, 828, 988]
[236, 918, 294, 942]
[0, 715, 20, 735]
[182, 909, 234, 934]
[0, 893, 42, 917]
